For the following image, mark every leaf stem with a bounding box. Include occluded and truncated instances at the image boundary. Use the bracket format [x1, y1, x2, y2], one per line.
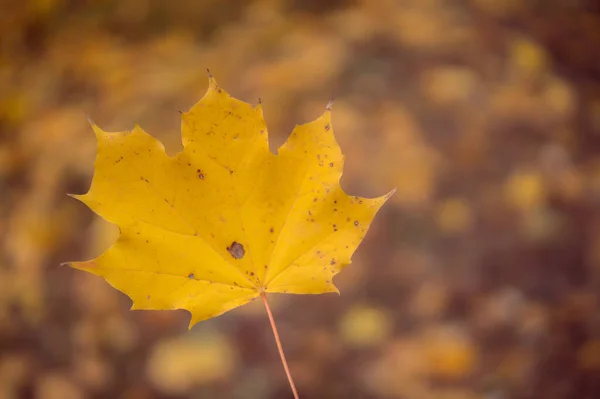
[260, 292, 299, 399]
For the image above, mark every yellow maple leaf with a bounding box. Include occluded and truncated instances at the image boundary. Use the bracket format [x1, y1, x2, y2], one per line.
[68, 73, 393, 329]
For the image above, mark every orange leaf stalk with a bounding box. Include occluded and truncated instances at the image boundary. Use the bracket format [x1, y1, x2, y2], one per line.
[261, 292, 300, 399]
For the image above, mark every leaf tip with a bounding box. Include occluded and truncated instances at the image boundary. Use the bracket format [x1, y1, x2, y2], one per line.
[325, 99, 334, 111]
[68, 260, 97, 271]
[206, 69, 218, 91]
[66, 192, 85, 202]
[89, 122, 108, 140]
[385, 188, 397, 200]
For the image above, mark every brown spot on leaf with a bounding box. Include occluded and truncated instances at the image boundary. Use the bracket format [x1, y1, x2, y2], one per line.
[197, 169, 205, 179]
[269, 227, 274, 233]
[329, 162, 334, 167]
[325, 124, 330, 131]
[330, 258, 336, 265]
[188, 273, 195, 279]
[354, 220, 359, 226]
[227, 242, 245, 259]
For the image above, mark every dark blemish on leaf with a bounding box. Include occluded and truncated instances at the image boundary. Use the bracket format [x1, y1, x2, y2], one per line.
[230, 287, 234, 290]
[333, 224, 338, 232]
[345, 245, 349, 249]
[115, 156, 124, 164]
[188, 273, 195, 279]
[317, 154, 321, 160]
[310, 218, 315, 222]
[250, 272, 255, 277]
[308, 210, 312, 216]
[325, 124, 330, 131]
[354, 221, 359, 226]
[147, 295, 151, 299]
[227, 242, 245, 259]
[334, 200, 337, 204]
[145, 240, 149, 243]
[269, 227, 274, 233]
[283, 289, 288, 293]
[347, 217, 351, 222]
[264, 265, 268, 269]
[188, 162, 191, 166]
[313, 198, 317, 202]
[218, 88, 222, 93]
[359, 200, 363, 204]
[330, 259, 336, 265]
[136, 232, 140, 235]
[333, 208, 337, 212]
[197, 169, 205, 179]
[329, 162, 334, 167]
[260, 129, 265, 134]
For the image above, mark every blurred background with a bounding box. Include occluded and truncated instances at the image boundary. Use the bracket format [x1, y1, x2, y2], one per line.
[1, 0, 600, 398]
